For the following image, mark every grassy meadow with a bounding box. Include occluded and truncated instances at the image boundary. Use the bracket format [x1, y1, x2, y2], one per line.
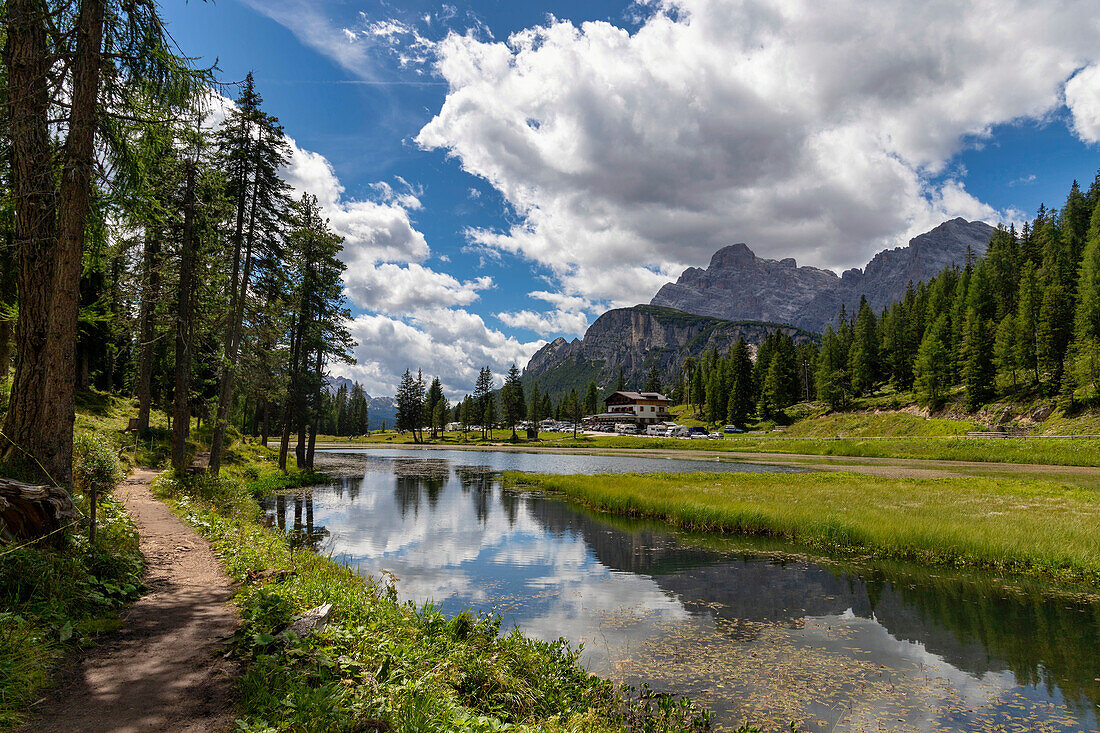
[505, 470, 1100, 586]
[542, 433, 1100, 466]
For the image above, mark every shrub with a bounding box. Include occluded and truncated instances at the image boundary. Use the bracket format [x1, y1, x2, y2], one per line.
[73, 433, 123, 544]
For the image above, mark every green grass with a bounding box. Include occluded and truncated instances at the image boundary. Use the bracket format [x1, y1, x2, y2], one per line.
[0, 494, 143, 731]
[778, 411, 977, 437]
[505, 471, 1100, 587]
[543, 433, 1100, 466]
[152, 457, 721, 733]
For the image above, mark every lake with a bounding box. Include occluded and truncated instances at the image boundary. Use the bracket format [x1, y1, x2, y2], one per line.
[265, 448, 1100, 732]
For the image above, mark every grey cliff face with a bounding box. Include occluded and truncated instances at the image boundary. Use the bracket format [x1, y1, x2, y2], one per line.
[651, 218, 996, 331]
[651, 243, 838, 326]
[522, 305, 815, 398]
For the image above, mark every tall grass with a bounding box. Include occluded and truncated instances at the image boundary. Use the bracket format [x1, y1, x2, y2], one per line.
[505, 471, 1100, 586]
[0, 494, 142, 731]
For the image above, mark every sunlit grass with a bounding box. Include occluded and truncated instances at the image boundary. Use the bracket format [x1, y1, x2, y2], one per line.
[505, 471, 1100, 586]
[542, 434, 1100, 467]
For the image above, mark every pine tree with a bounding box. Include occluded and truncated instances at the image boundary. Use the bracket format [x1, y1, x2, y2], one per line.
[1014, 263, 1041, 386]
[644, 365, 661, 392]
[584, 381, 599, 416]
[848, 296, 880, 396]
[528, 383, 543, 424]
[425, 377, 445, 439]
[1069, 199, 1100, 395]
[816, 326, 851, 410]
[566, 388, 582, 438]
[483, 393, 497, 440]
[960, 266, 996, 411]
[914, 327, 951, 410]
[758, 355, 784, 420]
[210, 73, 292, 475]
[502, 363, 526, 438]
[725, 340, 754, 426]
[473, 366, 494, 439]
[1037, 282, 1072, 393]
[993, 313, 1019, 393]
[395, 370, 422, 441]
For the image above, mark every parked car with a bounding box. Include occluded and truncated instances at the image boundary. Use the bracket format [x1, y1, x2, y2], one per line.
[723, 425, 744, 434]
[687, 426, 708, 436]
[708, 432, 722, 440]
[615, 423, 638, 434]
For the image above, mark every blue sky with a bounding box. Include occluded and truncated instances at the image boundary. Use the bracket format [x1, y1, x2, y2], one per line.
[162, 0, 1100, 398]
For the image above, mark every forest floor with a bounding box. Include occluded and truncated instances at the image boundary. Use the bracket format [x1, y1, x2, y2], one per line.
[21, 468, 239, 733]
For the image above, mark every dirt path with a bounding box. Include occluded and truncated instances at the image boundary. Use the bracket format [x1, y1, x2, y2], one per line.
[23, 468, 239, 733]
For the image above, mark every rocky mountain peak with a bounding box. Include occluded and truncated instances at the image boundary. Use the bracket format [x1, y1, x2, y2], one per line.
[652, 218, 995, 331]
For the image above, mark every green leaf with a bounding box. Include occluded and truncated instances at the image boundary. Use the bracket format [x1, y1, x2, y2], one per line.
[59, 620, 73, 642]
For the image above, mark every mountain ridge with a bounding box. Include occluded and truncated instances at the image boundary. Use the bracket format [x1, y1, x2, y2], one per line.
[651, 218, 995, 331]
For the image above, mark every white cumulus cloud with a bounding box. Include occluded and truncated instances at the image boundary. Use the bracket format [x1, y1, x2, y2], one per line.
[416, 0, 1100, 307]
[1066, 64, 1100, 144]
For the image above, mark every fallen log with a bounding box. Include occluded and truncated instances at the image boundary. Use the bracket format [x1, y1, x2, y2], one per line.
[0, 479, 78, 544]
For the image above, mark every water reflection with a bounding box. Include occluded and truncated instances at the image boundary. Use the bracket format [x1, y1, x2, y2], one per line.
[264, 449, 1100, 732]
[270, 491, 329, 551]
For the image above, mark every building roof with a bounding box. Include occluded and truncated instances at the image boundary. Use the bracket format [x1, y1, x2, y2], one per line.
[605, 391, 671, 403]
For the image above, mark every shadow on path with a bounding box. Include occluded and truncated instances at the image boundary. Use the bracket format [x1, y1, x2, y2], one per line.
[23, 469, 240, 733]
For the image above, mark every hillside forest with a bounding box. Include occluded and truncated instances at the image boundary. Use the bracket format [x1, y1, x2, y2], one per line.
[658, 173, 1100, 426]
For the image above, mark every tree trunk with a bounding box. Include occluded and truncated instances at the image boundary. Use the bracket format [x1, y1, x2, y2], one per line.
[136, 228, 163, 436]
[0, 318, 11, 387]
[172, 163, 197, 474]
[210, 159, 261, 475]
[305, 351, 322, 469]
[2, 0, 103, 489]
[260, 399, 270, 447]
[0, 478, 78, 543]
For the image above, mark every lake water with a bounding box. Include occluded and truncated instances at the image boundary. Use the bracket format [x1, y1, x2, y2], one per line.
[265, 448, 1100, 732]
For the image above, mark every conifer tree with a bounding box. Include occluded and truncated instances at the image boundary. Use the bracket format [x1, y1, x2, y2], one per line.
[501, 363, 526, 438]
[425, 377, 445, 438]
[1014, 263, 1041, 386]
[528, 383, 543, 424]
[1069, 199, 1100, 395]
[848, 296, 880, 396]
[584, 381, 599, 415]
[473, 366, 494, 439]
[210, 74, 292, 475]
[726, 339, 754, 426]
[914, 327, 951, 410]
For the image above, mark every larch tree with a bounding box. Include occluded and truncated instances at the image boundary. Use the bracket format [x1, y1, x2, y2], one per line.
[1, 0, 203, 488]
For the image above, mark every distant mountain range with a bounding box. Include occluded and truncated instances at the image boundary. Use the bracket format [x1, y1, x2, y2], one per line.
[651, 218, 994, 332]
[524, 218, 995, 397]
